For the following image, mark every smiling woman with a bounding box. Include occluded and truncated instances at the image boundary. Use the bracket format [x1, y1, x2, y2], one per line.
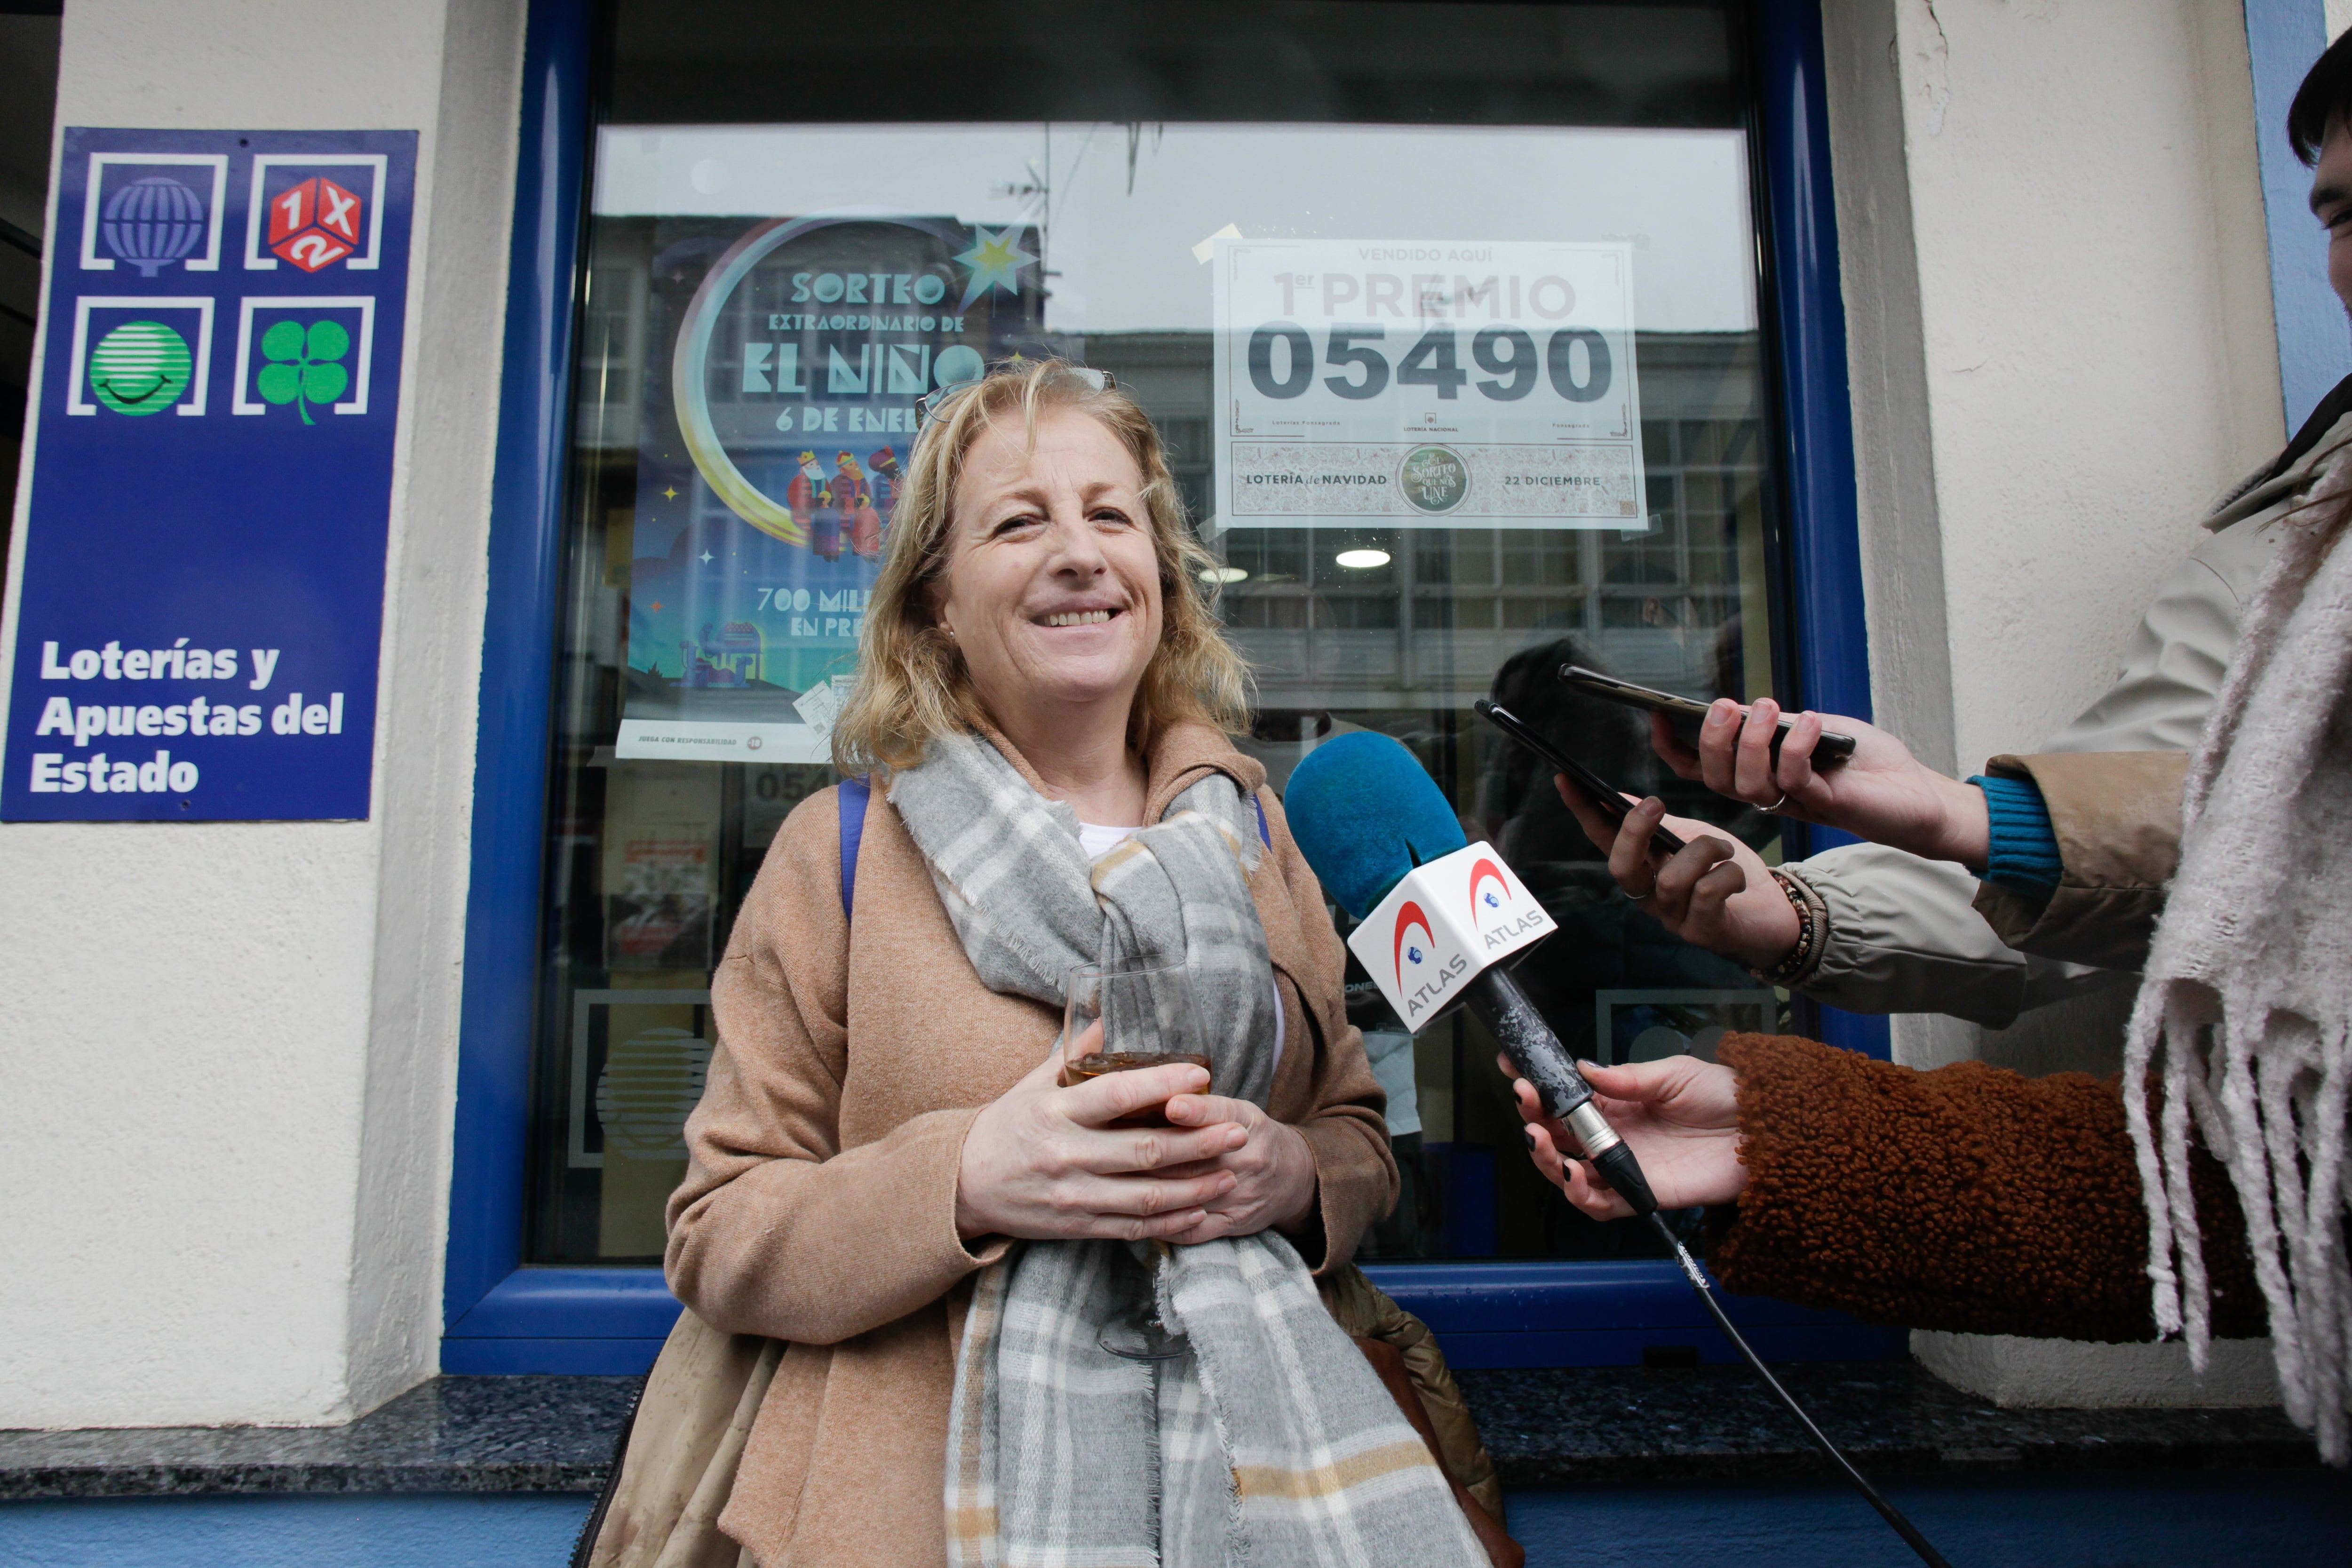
[830, 362, 1247, 794]
[583, 360, 1509, 1565]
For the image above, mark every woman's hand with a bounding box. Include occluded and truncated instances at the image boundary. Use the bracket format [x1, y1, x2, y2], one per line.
[1557, 783, 1799, 972]
[1156, 1092, 1319, 1244]
[955, 1046, 1251, 1243]
[1651, 703, 1990, 869]
[1502, 1054, 1748, 1220]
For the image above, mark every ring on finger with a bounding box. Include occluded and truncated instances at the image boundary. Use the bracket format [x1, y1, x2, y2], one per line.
[1763, 791, 1788, 812]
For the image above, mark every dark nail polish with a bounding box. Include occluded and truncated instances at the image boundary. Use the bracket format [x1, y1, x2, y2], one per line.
[1523, 1127, 1537, 1151]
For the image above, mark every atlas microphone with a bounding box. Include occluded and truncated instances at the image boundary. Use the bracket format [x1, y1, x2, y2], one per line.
[1284, 731, 1955, 1568]
[1283, 731, 1656, 1214]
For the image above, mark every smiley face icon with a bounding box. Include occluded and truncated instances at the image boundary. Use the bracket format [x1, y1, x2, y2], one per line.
[87, 320, 193, 415]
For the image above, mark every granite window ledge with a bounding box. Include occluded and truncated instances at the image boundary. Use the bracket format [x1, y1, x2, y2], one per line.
[0, 1365, 2320, 1501]
[0, 1376, 636, 1500]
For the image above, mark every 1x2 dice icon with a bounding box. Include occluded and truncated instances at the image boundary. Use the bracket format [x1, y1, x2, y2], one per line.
[268, 176, 364, 272]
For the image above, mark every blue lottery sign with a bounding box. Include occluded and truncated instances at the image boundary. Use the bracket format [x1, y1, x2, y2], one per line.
[2, 128, 415, 821]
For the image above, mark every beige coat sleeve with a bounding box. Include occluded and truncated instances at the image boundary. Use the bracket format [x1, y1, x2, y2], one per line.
[1784, 514, 2275, 1019]
[1785, 845, 2132, 1027]
[665, 788, 1002, 1346]
[1970, 751, 2189, 971]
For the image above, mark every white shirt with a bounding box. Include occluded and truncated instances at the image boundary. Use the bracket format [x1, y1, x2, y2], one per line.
[1078, 821, 1285, 1072]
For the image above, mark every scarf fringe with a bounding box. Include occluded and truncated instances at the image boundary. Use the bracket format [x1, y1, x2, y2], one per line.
[2122, 458, 2352, 1464]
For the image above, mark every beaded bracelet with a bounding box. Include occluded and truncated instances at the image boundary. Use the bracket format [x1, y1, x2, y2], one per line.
[1749, 867, 1830, 987]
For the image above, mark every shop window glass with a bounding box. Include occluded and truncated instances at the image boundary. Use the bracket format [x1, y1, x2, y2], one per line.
[529, 0, 1795, 1266]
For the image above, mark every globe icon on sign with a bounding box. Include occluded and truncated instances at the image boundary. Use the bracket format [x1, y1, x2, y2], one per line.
[102, 175, 207, 277]
[87, 320, 192, 415]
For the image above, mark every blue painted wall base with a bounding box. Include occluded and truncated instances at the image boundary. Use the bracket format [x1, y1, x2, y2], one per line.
[10, 1470, 2343, 1566]
[1508, 1469, 2350, 1567]
[0, 1495, 595, 1568]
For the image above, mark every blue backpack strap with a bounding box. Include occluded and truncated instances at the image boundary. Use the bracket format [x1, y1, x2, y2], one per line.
[837, 777, 871, 921]
[1253, 791, 1271, 849]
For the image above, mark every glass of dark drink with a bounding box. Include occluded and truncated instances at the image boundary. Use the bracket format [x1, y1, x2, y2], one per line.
[1063, 961, 1210, 1360]
[1061, 962, 1213, 1123]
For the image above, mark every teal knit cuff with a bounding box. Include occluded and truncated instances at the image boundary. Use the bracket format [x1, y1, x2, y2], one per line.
[1969, 774, 2061, 897]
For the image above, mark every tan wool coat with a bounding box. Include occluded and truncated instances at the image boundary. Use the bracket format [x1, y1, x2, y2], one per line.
[662, 722, 1398, 1567]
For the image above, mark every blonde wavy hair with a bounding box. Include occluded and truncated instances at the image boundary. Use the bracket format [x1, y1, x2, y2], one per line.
[830, 360, 1251, 775]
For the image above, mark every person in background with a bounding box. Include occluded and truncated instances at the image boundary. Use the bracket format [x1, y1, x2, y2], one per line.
[584, 361, 1509, 1568]
[1650, 32, 2352, 1028]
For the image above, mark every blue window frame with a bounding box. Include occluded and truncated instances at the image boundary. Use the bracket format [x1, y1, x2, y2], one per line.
[443, 0, 1898, 1375]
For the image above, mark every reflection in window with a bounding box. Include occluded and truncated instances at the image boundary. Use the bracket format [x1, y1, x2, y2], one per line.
[527, 0, 1791, 1266]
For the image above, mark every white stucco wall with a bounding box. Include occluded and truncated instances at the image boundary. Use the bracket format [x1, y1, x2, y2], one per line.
[0, 0, 523, 1426]
[0, 0, 2299, 1431]
[1826, 0, 2288, 1407]
[1889, 0, 2283, 771]
[1828, 0, 2280, 1080]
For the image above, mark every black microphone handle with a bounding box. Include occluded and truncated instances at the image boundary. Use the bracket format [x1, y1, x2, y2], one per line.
[1461, 965, 1657, 1215]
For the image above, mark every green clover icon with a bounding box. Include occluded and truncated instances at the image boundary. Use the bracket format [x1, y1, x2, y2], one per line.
[257, 318, 351, 425]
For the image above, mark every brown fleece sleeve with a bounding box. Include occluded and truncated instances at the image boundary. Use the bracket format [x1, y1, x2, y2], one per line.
[1710, 1034, 2263, 1342]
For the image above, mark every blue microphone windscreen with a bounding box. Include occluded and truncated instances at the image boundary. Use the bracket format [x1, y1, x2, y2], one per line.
[1284, 732, 1469, 919]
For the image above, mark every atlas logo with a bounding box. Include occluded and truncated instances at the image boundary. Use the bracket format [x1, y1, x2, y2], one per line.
[1469, 857, 1512, 921]
[1343, 841, 1557, 1030]
[1392, 900, 1435, 988]
[1391, 897, 1470, 1022]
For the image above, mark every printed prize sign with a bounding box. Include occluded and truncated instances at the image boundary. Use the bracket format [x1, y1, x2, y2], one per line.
[1210, 239, 1644, 530]
[613, 214, 1049, 763]
[2, 128, 415, 821]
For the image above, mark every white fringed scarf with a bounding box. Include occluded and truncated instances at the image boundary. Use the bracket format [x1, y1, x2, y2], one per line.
[2123, 453, 2352, 1463]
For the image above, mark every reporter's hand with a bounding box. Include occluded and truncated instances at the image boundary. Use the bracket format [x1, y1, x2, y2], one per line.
[1155, 1091, 1319, 1244]
[1648, 703, 1990, 869]
[1557, 782, 1798, 972]
[955, 1041, 1250, 1243]
[1501, 1054, 1747, 1220]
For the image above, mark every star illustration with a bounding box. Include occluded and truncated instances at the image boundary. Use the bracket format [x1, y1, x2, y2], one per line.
[663, 486, 679, 501]
[650, 600, 663, 611]
[699, 551, 714, 564]
[954, 226, 1036, 309]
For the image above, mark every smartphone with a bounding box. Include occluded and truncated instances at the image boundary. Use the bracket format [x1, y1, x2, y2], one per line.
[1557, 665, 1858, 765]
[1473, 699, 1689, 859]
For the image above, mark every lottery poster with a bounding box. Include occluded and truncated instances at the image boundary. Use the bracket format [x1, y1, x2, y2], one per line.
[2, 128, 415, 821]
[614, 215, 1050, 763]
[1210, 238, 1645, 530]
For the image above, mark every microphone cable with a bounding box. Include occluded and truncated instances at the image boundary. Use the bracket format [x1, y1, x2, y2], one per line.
[1643, 1210, 1956, 1568]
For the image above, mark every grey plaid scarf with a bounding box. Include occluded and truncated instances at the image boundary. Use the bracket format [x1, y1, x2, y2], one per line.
[890, 730, 1484, 1567]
